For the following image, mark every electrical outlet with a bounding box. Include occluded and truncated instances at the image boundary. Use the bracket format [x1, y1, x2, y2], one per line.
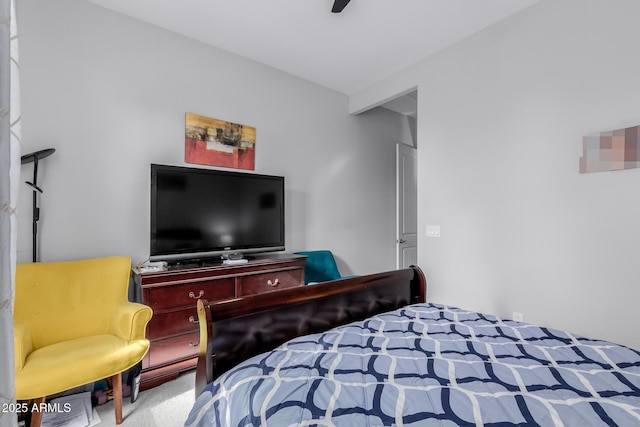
[512, 312, 524, 322]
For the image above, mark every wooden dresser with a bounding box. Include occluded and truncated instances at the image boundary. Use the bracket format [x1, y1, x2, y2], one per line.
[132, 254, 306, 390]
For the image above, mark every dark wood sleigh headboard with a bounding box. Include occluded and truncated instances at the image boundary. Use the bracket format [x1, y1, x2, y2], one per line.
[195, 266, 426, 396]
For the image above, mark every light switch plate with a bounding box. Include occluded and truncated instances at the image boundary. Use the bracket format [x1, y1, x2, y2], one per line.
[426, 225, 441, 237]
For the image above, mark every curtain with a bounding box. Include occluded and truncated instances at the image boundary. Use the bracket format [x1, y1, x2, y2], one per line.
[0, 0, 20, 425]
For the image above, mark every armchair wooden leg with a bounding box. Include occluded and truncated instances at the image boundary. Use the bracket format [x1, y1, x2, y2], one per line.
[112, 372, 123, 424]
[30, 397, 45, 427]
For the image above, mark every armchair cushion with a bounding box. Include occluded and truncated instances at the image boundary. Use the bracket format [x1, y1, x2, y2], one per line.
[14, 256, 152, 401]
[16, 334, 148, 400]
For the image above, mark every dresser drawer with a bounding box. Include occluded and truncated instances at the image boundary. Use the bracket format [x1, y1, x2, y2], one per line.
[148, 332, 199, 367]
[147, 278, 235, 311]
[147, 308, 199, 340]
[239, 268, 303, 296]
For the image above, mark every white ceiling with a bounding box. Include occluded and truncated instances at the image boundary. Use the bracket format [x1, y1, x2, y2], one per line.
[86, 0, 537, 99]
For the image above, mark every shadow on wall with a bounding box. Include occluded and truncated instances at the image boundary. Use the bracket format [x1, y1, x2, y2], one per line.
[334, 254, 354, 277]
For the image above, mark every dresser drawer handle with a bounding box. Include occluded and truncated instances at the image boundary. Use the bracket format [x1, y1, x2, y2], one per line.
[189, 290, 205, 299]
[188, 340, 199, 347]
[188, 315, 199, 324]
[267, 278, 280, 287]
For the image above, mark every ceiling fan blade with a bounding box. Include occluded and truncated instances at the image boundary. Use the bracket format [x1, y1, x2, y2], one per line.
[331, 0, 351, 13]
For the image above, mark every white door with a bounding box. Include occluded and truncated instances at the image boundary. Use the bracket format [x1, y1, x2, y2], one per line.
[396, 143, 417, 269]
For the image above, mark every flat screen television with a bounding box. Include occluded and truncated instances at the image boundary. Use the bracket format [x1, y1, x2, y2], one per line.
[150, 164, 285, 263]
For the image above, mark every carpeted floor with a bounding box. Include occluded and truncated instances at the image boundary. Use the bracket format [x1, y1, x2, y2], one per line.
[95, 371, 195, 426]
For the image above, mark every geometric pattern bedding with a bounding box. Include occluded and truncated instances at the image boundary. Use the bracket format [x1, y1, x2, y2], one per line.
[185, 303, 640, 426]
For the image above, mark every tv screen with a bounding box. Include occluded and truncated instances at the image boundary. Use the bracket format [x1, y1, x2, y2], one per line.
[150, 164, 285, 262]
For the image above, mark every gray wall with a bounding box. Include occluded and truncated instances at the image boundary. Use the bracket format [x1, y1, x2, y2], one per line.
[16, 0, 414, 275]
[352, 0, 640, 350]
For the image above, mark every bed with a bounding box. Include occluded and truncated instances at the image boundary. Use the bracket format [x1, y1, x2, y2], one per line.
[186, 266, 640, 426]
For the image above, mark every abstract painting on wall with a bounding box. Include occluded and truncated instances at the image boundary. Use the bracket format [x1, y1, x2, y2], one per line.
[185, 113, 256, 170]
[580, 125, 640, 173]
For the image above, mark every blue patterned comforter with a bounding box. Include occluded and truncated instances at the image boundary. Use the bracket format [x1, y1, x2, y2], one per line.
[185, 303, 640, 426]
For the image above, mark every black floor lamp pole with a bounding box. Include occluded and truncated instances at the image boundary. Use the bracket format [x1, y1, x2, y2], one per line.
[21, 148, 55, 262]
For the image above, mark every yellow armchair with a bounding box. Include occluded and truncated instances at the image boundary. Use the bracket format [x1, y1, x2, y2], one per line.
[14, 256, 153, 426]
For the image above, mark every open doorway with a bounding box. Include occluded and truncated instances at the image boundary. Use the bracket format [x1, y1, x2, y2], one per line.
[396, 143, 417, 268]
[377, 90, 418, 269]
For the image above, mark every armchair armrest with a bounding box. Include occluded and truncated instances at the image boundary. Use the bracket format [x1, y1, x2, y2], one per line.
[111, 302, 153, 341]
[14, 321, 32, 371]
